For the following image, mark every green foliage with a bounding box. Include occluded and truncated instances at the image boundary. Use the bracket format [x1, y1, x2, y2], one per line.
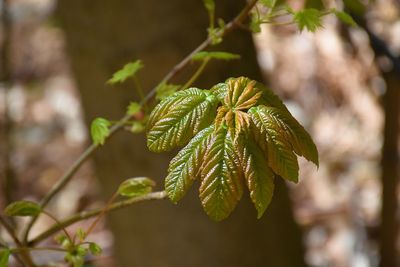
[0, 249, 10, 267]
[90, 118, 111, 145]
[260, 0, 277, 8]
[108, 60, 143, 84]
[146, 88, 218, 152]
[147, 77, 318, 220]
[126, 102, 141, 116]
[191, 51, 240, 61]
[334, 10, 357, 27]
[89, 242, 102, 256]
[155, 82, 180, 100]
[165, 125, 214, 203]
[65, 245, 87, 267]
[130, 121, 146, 133]
[76, 228, 86, 242]
[118, 177, 156, 198]
[203, 0, 214, 12]
[5, 200, 42, 217]
[292, 8, 323, 32]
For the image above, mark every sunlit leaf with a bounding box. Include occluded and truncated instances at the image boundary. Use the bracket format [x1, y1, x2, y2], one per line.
[147, 88, 218, 152]
[258, 106, 319, 166]
[5, 200, 41, 217]
[90, 118, 111, 145]
[108, 60, 143, 84]
[118, 177, 156, 198]
[249, 106, 299, 182]
[166, 125, 214, 203]
[237, 134, 275, 218]
[293, 8, 323, 32]
[131, 121, 145, 133]
[200, 126, 243, 221]
[223, 77, 262, 110]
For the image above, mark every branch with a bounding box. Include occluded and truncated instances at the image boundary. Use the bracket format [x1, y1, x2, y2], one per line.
[0, 215, 21, 247]
[29, 191, 167, 246]
[24, 0, 259, 243]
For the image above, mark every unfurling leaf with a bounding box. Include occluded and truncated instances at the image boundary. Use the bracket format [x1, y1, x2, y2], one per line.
[108, 60, 143, 84]
[118, 177, 156, 198]
[237, 134, 274, 218]
[90, 118, 111, 145]
[223, 77, 262, 110]
[166, 125, 214, 203]
[293, 8, 323, 32]
[0, 249, 10, 267]
[147, 88, 218, 152]
[192, 51, 240, 61]
[89, 242, 103, 256]
[200, 126, 243, 221]
[5, 200, 41, 217]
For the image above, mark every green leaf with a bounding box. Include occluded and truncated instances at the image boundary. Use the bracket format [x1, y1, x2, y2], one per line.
[260, 0, 277, 8]
[118, 177, 156, 198]
[147, 88, 218, 152]
[191, 51, 240, 61]
[250, 13, 262, 33]
[0, 249, 10, 267]
[89, 243, 102, 256]
[155, 82, 180, 100]
[200, 126, 243, 221]
[126, 102, 141, 116]
[223, 77, 262, 110]
[258, 106, 319, 166]
[255, 82, 290, 112]
[76, 228, 86, 242]
[55, 234, 71, 249]
[90, 118, 111, 145]
[165, 125, 214, 203]
[131, 121, 145, 133]
[237, 134, 275, 218]
[108, 60, 143, 84]
[293, 8, 323, 32]
[5, 200, 41, 217]
[203, 0, 215, 12]
[65, 253, 84, 267]
[334, 10, 357, 27]
[210, 82, 228, 102]
[249, 106, 299, 182]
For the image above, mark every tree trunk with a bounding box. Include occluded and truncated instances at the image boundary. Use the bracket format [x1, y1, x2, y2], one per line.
[57, 0, 307, 266]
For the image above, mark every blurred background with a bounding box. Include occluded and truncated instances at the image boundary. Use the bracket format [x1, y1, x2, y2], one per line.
[0, 0, 399, 266]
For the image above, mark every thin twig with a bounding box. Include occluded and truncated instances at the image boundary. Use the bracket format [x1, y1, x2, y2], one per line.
[29, 191, 167, 246]
[24, 0, 259, 244]
[182, 58, 210, 89]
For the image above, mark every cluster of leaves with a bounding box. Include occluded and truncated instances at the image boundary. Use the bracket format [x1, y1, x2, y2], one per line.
[146, 77, 318, 221]
[0, 175, 157, 267]
[250, 0, 356, 33]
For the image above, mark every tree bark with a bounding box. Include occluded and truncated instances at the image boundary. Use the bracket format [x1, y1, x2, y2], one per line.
[57, 0, 307, 266]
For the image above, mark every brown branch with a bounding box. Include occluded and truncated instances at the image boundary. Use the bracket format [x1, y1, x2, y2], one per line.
[29, 191, 167, 246]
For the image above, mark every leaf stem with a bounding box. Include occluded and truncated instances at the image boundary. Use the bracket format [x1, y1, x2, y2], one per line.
[29, 191, 167, 246]
[182, 58, 210, 90]
[85, 192, 118, 238]
[42, 210, 73, 244]
[11, 246, 67, 253]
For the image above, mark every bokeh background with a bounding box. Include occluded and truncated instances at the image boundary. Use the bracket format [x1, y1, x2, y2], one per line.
[0, 0, 399, 266]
